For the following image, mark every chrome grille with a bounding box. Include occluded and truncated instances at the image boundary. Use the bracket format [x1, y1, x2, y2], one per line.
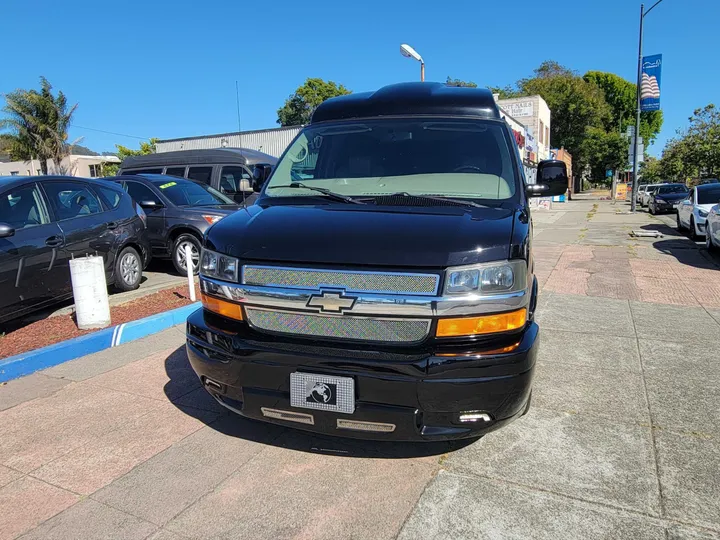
[245, 308, 430, 344]
[242, 266, 438, 295]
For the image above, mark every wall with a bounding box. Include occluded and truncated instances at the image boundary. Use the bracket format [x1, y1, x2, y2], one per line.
[155, 126, 302, 157]
[0, 155, 120, 177]
[496, 96, 551, 160]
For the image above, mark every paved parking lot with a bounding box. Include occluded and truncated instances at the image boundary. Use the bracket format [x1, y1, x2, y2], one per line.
[1, 195, 719, 539]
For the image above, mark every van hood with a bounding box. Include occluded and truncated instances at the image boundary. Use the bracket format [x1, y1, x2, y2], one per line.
[204, 203, 517, 268]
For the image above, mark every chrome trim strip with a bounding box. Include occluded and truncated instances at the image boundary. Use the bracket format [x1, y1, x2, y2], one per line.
[201, 276, 529, 316]
[241, 264, 440, 296]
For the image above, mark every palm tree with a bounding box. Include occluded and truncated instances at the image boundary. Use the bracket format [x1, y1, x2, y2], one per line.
[0, 77, 78, 174]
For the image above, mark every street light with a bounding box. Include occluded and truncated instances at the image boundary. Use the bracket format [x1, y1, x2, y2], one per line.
[630, 0, 665, 212]
[400, 44, 425, 82]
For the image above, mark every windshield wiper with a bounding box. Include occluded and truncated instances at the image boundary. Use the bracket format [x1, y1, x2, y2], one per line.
[374, 192, 491, 209]
[268, 183, 365, 204]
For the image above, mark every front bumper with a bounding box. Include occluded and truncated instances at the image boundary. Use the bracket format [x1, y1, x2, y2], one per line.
[185, 308, 537, 441]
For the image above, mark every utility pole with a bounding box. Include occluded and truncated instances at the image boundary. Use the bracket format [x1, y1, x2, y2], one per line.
[630, 4, 644, 213]
[631, 0, 665, 213]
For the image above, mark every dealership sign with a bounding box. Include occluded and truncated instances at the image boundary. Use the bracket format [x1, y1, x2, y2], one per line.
[640, 54, 662, 112]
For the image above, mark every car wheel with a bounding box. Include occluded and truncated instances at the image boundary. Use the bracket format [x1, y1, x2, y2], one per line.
[172, 234, 201, 275]
[707, 230, 717, 252]
[689, 217, 698, 240]
[649, 203, 655, 215]
[115, 246, 142, 292]
[676, 212, 685, 231]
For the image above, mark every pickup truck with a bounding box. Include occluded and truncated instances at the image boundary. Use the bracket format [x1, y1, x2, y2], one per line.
[185, 82, 568, 441]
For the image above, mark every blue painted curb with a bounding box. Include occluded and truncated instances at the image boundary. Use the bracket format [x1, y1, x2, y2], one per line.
[0, 302, 201, 384]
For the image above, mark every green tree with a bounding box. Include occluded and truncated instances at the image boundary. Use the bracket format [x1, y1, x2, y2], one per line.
[583, 71, 663, 145]
[0, 77, 78, 174]
[640, 156, 663, 183]
[517, 61, 611, 178]
[446, 77, 477, 88]
[683, 104, 720, 177]
[101, 138, 157, 176]
[487, 85, 519, 99]
[277, 78, 351, 126]
[583, 127, 628, 183]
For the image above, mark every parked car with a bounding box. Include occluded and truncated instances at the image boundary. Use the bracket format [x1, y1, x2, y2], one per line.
[635, 184, 648, 204]
[118, 148, 277, 206]
[109, 174, 240, 274]
[677, 183, 720, 239]
[641, 184, 667, 207]
[185, 82, 568, 441]
[647, 184, 688, 214]
[0, 175, 149, 324]
[706, 202, 720, 252]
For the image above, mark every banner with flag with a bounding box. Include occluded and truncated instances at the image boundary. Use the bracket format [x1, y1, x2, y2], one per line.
[640, 54, 662, 111]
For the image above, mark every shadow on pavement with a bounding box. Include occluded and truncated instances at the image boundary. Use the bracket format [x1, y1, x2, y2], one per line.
[163, 345, 477, 459]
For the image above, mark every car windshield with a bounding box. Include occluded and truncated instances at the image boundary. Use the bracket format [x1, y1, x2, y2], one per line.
[697, 186, 720, 205]
[265, 119, 518, 201]
[657, 185, 688, 194]
[148, 178, 234, 206]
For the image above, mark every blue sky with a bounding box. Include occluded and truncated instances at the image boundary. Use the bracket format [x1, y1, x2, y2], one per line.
[2, 0, 715, 156]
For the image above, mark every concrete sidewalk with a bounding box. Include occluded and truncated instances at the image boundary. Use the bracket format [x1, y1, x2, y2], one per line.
[1, 197, 719, 539]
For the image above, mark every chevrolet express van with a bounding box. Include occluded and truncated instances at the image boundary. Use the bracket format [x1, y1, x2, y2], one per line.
[185, 82, 568, 440]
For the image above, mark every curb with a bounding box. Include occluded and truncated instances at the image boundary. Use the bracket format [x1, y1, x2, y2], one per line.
[0, 302, 201, 384]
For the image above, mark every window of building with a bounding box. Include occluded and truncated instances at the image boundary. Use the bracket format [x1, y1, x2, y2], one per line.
[10, 171, 19, 176]
[539, 121, 544, 145]
[88, 164, 103, 177]
[0, 184, 50, 229]
[187, 166, 213, 184]
[42, 181, 102, 220]
[546, 126, 550, 147]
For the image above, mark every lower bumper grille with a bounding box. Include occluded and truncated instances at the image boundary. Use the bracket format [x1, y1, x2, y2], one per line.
[245, 308, 430, 344]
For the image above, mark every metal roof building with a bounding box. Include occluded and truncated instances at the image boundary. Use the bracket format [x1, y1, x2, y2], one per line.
[155, 126, 302, 158]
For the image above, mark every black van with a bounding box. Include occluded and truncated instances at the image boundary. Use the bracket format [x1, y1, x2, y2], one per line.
[119, 148, 277, 205]
[185, 82, 568, 441]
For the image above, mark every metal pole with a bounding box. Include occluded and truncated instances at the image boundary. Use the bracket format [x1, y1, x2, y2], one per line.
[631, 4, 644, 213]
[420, 62, 425, 82]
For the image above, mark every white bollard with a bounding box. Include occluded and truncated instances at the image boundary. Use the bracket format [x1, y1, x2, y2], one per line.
[185, 244, 196, 301]
[69, 255, 111, 330]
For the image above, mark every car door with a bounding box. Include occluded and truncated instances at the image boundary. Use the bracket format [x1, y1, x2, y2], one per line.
[0, 181, 66, 321]
[40, 180, 113, 296]
[679, 189, 695, 227]
[218, 165, 254, 205]
[123, 180, 168, 256]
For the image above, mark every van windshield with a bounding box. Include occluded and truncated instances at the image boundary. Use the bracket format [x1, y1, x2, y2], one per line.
[265, 119, 518, 201]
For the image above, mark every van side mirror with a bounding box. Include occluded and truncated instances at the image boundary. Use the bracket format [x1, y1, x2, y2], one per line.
[527, 160, 568, 198]
[0, 223, 15, 238]
[252, 164, 273, 193]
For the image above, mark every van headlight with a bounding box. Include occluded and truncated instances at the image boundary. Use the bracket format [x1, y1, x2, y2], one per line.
[444, 260, 527, 295]
[200, 248, 239, 282]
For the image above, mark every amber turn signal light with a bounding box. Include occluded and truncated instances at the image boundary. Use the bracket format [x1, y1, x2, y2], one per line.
[201, 294, 244, 321]
[436, 308, 527, 338]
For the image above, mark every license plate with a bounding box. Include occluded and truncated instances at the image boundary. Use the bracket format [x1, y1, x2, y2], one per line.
[290, 372, 355, 414]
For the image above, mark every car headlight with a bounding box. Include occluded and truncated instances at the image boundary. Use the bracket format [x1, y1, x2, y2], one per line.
[444, 260, 527, 295]
[698, 209, 709, 218]
[655, 197, 665, 203]
[200, 248, 238, 282]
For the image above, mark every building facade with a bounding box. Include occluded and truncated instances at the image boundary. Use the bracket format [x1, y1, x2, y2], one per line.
[496, 96, 551, 161]
[155, 126, 302, 157]
[0, 155, 120, 177]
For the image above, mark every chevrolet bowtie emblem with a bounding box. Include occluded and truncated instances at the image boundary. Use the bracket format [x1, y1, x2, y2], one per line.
[306, 290, 357, 313]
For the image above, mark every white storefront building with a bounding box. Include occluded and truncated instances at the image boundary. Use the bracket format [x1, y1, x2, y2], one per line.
[496, 96, 552, 162]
